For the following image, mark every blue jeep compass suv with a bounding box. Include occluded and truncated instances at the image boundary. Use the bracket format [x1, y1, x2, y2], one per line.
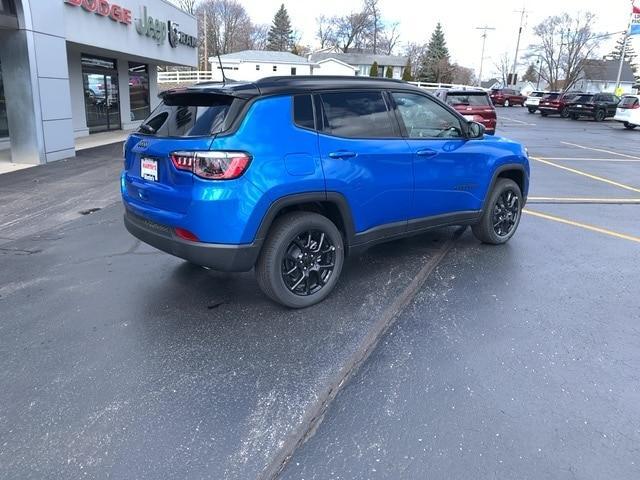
[122, 76, 529, 308]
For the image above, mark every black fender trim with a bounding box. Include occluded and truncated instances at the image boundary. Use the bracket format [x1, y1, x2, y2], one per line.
[482, 163, 529, 215]
[254, 191, 356, 245]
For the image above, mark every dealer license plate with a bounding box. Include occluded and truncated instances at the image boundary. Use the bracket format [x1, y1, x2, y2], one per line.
[141, 157, 158, 182]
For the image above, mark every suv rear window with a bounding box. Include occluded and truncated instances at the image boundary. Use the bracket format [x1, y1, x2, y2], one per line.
[445, 92, 490, 106]
[138, 93, 241, 137]
[543, 93, 560, 100]
[320, 91, 395, 138]
[573, 94, 594, 103]
[620, 96, 639, 108]
[529, 92, 545, 98]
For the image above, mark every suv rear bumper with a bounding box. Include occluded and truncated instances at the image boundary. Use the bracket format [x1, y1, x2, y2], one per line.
[124, 210, 261, 272]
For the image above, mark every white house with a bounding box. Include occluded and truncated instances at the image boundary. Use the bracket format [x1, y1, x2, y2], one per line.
[208, 50, 316, 82]
[308, 50, 408, 79]
[313, 58, 358, 76]
[573, 59, 636, 94]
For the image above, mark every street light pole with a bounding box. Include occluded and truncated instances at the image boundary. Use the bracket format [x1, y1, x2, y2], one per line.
[476, 26, 496, 87]
[615, 8, 634, 95]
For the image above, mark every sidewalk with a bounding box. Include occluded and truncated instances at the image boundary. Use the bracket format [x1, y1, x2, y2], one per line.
[0, 129, 132, 175]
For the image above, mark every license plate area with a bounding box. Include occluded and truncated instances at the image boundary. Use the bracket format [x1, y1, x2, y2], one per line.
[141, 157, 158, 182]
[463, 115, 475, 121]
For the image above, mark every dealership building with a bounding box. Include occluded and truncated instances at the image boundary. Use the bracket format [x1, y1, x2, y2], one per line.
[0, 0, 197, 165]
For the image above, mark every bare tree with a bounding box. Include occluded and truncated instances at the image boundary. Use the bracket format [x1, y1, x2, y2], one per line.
[170, 0, 199, 14]
[528, 11, 599, 90]
[378, 23, 400, 55]
[364, 0, 381, 53]
[451, 64, 475, 85]
[403, 42, 428, 78]
[494, 52, 511, 85]
[316, 15, 336, 49]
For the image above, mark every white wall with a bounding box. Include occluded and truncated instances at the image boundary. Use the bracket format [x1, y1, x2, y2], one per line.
[210, 61, 313, 82]
[574, 80, 635, 94]
[314, 60, 356, 76]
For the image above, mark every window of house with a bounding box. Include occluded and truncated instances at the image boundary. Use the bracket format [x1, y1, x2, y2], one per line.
[273, 65, 278, 72]
[256, 65, 260, 71]
[128, 62, 150, 121]
[291, 67, 297, 75]
[320, 91, 396, 138]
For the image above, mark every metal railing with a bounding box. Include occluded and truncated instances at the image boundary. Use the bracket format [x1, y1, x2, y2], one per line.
[156, 71, 482, 91]
[157, 70, 216, 84]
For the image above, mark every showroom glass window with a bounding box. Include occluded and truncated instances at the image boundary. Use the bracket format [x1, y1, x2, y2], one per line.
[0, 60, 8, 138]
[129, 63, 150, 121]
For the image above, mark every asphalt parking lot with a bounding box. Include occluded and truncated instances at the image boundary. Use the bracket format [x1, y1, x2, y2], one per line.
[1, 106, 639, 479]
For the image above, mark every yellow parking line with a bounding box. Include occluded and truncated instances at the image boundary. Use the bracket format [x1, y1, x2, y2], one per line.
[523, 209, 640, 244]
[528, 196, 640, 204]
[531, 157, 640, 194]
[560, 141, 640, 160]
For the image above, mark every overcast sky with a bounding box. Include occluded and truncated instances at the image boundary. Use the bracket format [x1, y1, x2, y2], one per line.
[239, 0, 639, 79]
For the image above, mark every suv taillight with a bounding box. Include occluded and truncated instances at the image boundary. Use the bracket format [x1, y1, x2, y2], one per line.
[170, 151, 251, 180]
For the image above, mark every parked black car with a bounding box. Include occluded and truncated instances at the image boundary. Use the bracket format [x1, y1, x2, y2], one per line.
[566, 93, 620, 121]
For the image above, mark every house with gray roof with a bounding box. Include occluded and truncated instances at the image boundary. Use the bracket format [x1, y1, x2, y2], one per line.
[308, 50, 408, 79]
[208, 50, 317, 82]
[573, 59, 637, 94]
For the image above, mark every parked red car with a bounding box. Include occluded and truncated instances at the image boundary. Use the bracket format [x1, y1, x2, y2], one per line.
[489, 88, 526, 107]
[538, 92, 581, 118]
[436, 89, 497, 134]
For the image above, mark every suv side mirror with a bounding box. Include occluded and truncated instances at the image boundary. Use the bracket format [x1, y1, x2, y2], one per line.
[467, 121, 485, 139]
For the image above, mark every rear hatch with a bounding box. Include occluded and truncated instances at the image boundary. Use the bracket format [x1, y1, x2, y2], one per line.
[569, 94, 595, 112]
[526, 91, 545, 105]
[123, 91, 246, 215]
[615, 96, 639, 120]
[539, 93, 560, 108]
[446, 92, 496, 123]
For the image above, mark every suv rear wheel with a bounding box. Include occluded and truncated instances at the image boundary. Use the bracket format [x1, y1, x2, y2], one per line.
[560, 107, 570, 118]
[472, 178, 522, 245]
[594, 109, 605, 122]
[623, 122, 637, 130]
[256, 212, 344, 308]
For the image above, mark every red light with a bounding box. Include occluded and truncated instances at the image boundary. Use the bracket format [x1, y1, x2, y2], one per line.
[175, 227, 199, 242]
[170, 151, 251, 180]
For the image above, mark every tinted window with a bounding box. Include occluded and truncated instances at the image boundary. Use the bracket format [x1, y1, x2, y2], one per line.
[138, 93, 239, 137]
[392, 92, 463, 139]
[320, 91, 395, 138]
[530, 92, 545, 98]
[293, 95, 315, 130]
[574, 94, 594, 103]
[446, 93, 490, 106]
[620, 96, 639, 108]
[544, 93, 560, 100]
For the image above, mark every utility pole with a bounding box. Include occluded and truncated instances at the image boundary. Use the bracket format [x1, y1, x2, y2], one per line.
[511, 6, 527, 86]
[203, 9, 208, 72]
[615, 6, 635, 95]
[476, 26, 495, 87]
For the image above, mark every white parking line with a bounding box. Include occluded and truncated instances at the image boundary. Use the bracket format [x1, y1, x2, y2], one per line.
[560, 141, 640, 160]
[539, 157, 640, 163]
[501, 117, 536, 126]
[528, 196, 640, 204]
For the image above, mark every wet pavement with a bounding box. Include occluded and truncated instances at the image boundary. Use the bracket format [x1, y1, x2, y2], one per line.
[1, 108, 639, 479]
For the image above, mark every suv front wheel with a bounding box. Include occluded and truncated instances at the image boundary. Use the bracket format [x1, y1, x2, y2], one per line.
[472, 178, 523, 245]
[256, 212, 345, 308]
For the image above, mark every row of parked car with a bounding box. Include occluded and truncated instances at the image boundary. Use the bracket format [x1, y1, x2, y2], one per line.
[522, 90, 640, 130]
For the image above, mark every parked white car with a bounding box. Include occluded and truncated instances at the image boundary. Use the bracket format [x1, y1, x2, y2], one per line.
[524, 91, 547, 114]
[613, 95, 640, 130]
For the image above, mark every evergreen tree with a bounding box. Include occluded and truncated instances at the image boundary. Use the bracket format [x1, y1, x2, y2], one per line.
[385, 65, 393, 78]
[267, 4, 294, 51]
[522, 64, 538, 83]
[419, 23, 452, 83]
[608, 33, 638, 76]
[402, 60, 413, 81]
[369, 61, 379, 77]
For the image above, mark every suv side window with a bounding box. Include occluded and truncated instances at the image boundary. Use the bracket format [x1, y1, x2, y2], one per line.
[319, 91, 396, 138]
[293, 94, 315, 130]
[391, 92, 463, 139]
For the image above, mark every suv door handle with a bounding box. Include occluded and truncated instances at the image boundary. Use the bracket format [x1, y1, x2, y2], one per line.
[328, 151, 357, 159]
[416, 148, 438, 158]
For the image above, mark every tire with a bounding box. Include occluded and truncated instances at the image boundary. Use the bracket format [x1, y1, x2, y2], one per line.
[504, 99, 511, 107]
[472, 178, 523, 245]
[570, 113, 579, 120]
[527, 107, 536, 114]
[594, 109, 605, 122]
[540, 112, 548, 117]
[256, 211, 344, 308]
[623, 122, 637, 130]
[560, 107, 570, 118]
